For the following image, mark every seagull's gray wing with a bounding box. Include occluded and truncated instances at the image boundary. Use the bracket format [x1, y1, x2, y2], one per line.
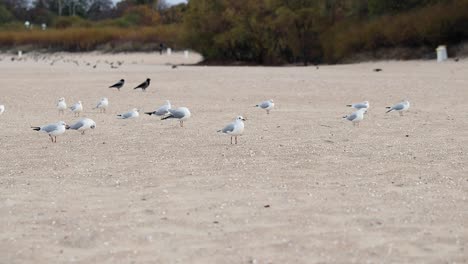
[69, 120, 84, 130]
[155, 105, 170, 116]
[354, 103, 367, 109]
[221, 122, 235, 133]
[121, 112, 133, 119]
[392, 103, 405, 111]
[346, 112, 358, 121]
[168, 109, 186, 119]
[42, 124, 58, 133]
[260, 101, 270, 109]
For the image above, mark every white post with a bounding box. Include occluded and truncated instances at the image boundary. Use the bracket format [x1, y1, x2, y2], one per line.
[184, 50, 189, 59]
[436, 45, 448, 62]
[167, 48, 172, 56]
[18, 51, 22, 58]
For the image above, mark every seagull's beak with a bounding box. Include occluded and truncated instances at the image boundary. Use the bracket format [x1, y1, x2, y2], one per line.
[242, 118, 246, 121]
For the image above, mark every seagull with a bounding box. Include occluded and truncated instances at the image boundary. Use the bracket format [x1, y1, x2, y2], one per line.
[346, 101, 369, 110]
[70, 101, 83, 117]
[386, 100, 410, 116]
[0, 104, 4, 115]
[117, 108, 139, 119]
[109, 79, 124, 91]
[94, 97, 108, 113]
[134, 78, 151, 92]
[57, 97, 67, 115]
[145, 100, 171, 117]
[255, 99, 275, 114]
[218, 116, 246, 144]
[66, 118, 96, 135]
[31, 121, 67, 143]
[161, 107, 191, 127]
[343, 108, 367, 127]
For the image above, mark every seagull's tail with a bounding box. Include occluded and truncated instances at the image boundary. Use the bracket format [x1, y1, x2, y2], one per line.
[386, 107, 393, 113]
[161, 114, 172, 120]
[346, 104, 352, 107]
[144, 112, 154, 116]
[254, 105, 259, 107]
[65, 125, 71, 129]
[342, 115, 348, 119]
[217, 130, 222, 133]
[31, 126, 41, 131]
[133, 86, 140, 90]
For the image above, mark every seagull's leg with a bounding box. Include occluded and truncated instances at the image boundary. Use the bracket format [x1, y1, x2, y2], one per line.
[235, 136, 238, 144]
[399, 111, 403, 116]
[49, 135, 53, 142]
[231, 136, 233, 144]
[180, 120, 183, 127]
[81, 131, 85, 135]
[267, 110, 270, 115]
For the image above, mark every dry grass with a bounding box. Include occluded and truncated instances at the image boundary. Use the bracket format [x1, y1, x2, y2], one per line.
[0, 25, 183, 51]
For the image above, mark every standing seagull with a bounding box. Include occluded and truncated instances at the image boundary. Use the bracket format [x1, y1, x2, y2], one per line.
[66, 118, 96, 135]
[343, 108, 367, 127]
[57, 97, 67, 115]
[117, 108, 140, 119]
[386, 100, 410, 116]
[109, 79, 125, 91]
[134, 78, 151, 92]
[94, 97, 109, 113]
[255, 99, 275, 114]
[145, 100, 171, 117]
[70, 101, 83, 117]
[218, 116, 246, 144]
[161, 107, 191, 127]
[31, 121, 67, 143]
[0, 104, 4, 115]
[346, 101, 369, 110]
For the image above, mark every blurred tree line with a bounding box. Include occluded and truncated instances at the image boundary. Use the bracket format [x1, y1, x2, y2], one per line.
[0, 0, 467, 64]
[183, 0, 467, 64]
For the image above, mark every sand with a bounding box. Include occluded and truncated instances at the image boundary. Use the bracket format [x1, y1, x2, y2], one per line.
[0, 52, 466, 263]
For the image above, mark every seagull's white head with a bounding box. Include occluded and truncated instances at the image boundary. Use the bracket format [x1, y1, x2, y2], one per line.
[58, 121, 67, 126]
[102, 97, 108, 101]
[133, 108, 139, 112]
[59, 97, 65, 101]
[269, 99, 274, 103]
[236, 116, 246, 121]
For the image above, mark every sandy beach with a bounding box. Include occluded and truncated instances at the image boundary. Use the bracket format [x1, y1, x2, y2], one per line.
[0, 52, 466, 263]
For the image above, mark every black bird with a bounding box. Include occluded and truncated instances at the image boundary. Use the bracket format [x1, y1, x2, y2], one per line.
[134, 78, 151, 92]
[109, 79, 125, 91]
[373, 68, 383, 72]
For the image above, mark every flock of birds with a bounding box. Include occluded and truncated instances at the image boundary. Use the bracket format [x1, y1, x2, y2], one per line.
[343, 100, 411, 126]
[0, 74, 410, 144]
[0, 77, 274, 144]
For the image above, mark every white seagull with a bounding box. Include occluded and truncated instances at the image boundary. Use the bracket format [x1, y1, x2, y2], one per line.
[145, 100, 171, 117]
[94, 97, 109, 113]
[0, 104, 5, 115]
[255, 99, 275, 114]
[66, 118, 96, 135]
[117, 108, 139, 119]
[161, 107, 191, 127]
[346, 100, 369, 110]
[386, 100, 410, 116]
[31, 121, 67, 143]
[218, 116, 246, 144]
[57, 97, 67, 115]
[343, 108, 367, 127]
[70, 101, 83, 117]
